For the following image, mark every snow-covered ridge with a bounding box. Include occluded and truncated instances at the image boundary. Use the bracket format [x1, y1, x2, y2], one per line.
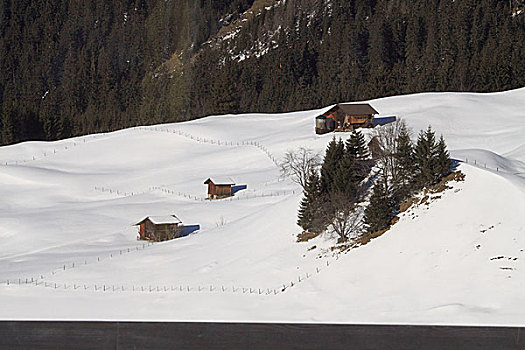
[0, 88, 524, 324]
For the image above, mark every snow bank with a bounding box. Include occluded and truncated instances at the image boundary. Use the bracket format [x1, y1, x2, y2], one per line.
[0, 88, 524, 324]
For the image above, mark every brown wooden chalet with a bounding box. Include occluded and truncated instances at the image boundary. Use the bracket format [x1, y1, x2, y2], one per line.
[135, 215, 182, 242]
[316, 103, 379, 134]
[204, 177, 235, 199]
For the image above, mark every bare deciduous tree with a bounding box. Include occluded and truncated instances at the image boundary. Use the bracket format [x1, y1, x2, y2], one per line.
[324, 192, 363, 241]
[373, 119, 411, 194]
[279, 147, 322, 189]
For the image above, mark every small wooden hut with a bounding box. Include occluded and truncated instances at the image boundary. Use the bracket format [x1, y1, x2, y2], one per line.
[204, 177, 235, 199]
[135, 215, 182, 242]
[316, 103, 379, 134]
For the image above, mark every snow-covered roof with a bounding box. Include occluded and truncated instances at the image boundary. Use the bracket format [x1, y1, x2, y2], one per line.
[135, 215, 182, 225]
[204, 177, 235, 185]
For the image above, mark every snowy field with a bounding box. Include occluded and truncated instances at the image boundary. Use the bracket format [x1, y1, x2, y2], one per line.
[0, 88, 524, 325]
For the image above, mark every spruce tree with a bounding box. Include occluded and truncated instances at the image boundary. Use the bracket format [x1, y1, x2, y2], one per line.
[364, 181, 393, 234]
[346, 130, 369, 161]
[333, 152, 359, 200]
[434, 135, 451, 181]
[344, 130, 371, 186]
[297, 170, 322, 232]
[414, 126, 437, 188]
[394, 122, 415, 200]
[320, 137, 345, 194]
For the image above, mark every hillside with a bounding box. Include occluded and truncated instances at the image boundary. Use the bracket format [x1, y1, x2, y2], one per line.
[0, 89, 524, 324]
[2, 0, 525, 145]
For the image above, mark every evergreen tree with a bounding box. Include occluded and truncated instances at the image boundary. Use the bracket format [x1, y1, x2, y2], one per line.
[333, 152, 359, 200]
[346, 130, 369, 161]
[434, 135, 452, 180]
[342, 130, 371, 188]
[297, 169, 323, 232]
[320, 137, 345, 194]
[364, 181, 393, 233]
[394, 122, 415, 200]
[414, 126, 437, 188]
[2, 0, 525, 145]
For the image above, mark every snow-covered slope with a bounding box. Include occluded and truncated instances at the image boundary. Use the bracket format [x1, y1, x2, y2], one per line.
[0, 88, 524, 324]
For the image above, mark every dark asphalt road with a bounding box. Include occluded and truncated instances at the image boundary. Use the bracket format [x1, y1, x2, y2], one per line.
[1, 321, 524, 350]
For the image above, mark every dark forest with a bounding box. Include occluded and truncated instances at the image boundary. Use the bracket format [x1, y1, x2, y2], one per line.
[1, 0, 524, 145]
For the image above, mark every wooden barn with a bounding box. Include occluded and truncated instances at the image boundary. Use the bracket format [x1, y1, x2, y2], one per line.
[316, 103, 379, 134]
[204, 177, 235, 199]
[135, 215, 182, 242]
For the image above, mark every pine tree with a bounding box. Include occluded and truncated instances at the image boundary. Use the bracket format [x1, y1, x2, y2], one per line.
[434, 135, 451, 181]
[394, 122, 415, 200]
[320, 137, 345, 194]
[414, 126, 437, 188]
[364, 181, 393, 234]
[297, 169, 322, 232]
[343, 130, 371, 187]
[346, 130, 369, 161]
[333, 152, 359, 200]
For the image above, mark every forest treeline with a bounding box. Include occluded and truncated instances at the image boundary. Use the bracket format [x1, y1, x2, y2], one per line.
[1, 0, 524, 145]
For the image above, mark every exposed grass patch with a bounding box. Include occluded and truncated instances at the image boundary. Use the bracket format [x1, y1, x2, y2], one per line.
[355, 228, 389, 246]
[399, 197, 418, 213]
[297, 230, 321, 242]
[426, 171, 465, 194]
[331, 244, 352, 253]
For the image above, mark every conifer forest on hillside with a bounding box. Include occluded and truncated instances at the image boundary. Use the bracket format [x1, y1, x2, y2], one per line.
[1, 0, 524, 145]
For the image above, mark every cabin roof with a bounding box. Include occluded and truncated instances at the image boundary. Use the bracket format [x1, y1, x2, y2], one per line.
[337, 103, 379, 115]
[204, 177, 235, 186]
[135, 215, 182, 226]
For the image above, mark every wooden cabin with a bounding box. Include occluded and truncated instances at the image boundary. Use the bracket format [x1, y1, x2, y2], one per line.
[316, 103, 379, 134]
[135, 215, 182, 242]
[204, 177, 235, 199]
